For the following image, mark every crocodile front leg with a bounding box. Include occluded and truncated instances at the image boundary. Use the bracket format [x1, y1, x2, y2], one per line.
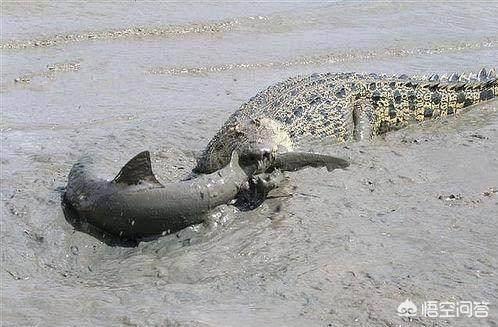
[353, 99, 374, 142]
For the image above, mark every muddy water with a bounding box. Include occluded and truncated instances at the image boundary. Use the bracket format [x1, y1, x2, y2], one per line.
[1, 2, 498, 326]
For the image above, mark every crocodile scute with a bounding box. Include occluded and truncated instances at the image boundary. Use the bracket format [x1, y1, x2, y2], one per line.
[195, 68, 497, 174]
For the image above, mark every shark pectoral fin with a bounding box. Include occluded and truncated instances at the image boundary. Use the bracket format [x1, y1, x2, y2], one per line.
[274, 152, 350, 172]
[113, 151, 164, 186]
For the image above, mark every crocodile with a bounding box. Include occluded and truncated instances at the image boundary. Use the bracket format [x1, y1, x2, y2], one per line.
[194, 68, 497, 175]
[64, 68, 496, 240]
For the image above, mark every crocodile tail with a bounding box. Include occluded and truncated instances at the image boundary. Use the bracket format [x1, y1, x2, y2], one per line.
[371, 68, 497, 135]
[441, 67, 497, 116]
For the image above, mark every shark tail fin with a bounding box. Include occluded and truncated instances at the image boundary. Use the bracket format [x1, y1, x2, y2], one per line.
[274, 152, 349, 172]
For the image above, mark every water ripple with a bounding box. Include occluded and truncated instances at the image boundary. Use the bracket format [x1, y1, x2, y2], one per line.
[147, 38, 498, 76]
[0, 19, 242, 50]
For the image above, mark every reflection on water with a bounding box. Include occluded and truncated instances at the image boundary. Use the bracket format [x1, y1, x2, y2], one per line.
[2, 2, 498, 326]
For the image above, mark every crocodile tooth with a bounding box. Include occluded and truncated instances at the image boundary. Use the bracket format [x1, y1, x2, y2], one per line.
[478, 68, 487, 81]
[398, 74, 408, 79]
[448, 73, 459, 82]
[458, 73, 468, 82]
[440, 74, 448, 81]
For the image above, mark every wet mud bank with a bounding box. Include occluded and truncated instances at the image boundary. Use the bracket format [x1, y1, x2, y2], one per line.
[2, 2, 498, 326]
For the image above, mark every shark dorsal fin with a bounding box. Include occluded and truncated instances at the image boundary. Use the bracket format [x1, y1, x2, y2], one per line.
[113, 151, 163, 186]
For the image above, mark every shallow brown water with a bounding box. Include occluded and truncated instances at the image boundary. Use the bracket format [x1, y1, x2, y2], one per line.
[1, 2, 498, 326]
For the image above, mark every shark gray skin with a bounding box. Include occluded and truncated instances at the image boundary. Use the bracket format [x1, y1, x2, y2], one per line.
[63, 150, 349, 239]
[64, 151, 249, 239]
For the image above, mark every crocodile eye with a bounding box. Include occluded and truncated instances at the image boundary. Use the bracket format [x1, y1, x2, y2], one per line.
[241, 151, 263, 162]
[239, 146, 272, 167]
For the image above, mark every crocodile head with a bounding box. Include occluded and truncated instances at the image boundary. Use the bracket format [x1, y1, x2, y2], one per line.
[195, 116, 349, 177]
[194, 116, 293, 174]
